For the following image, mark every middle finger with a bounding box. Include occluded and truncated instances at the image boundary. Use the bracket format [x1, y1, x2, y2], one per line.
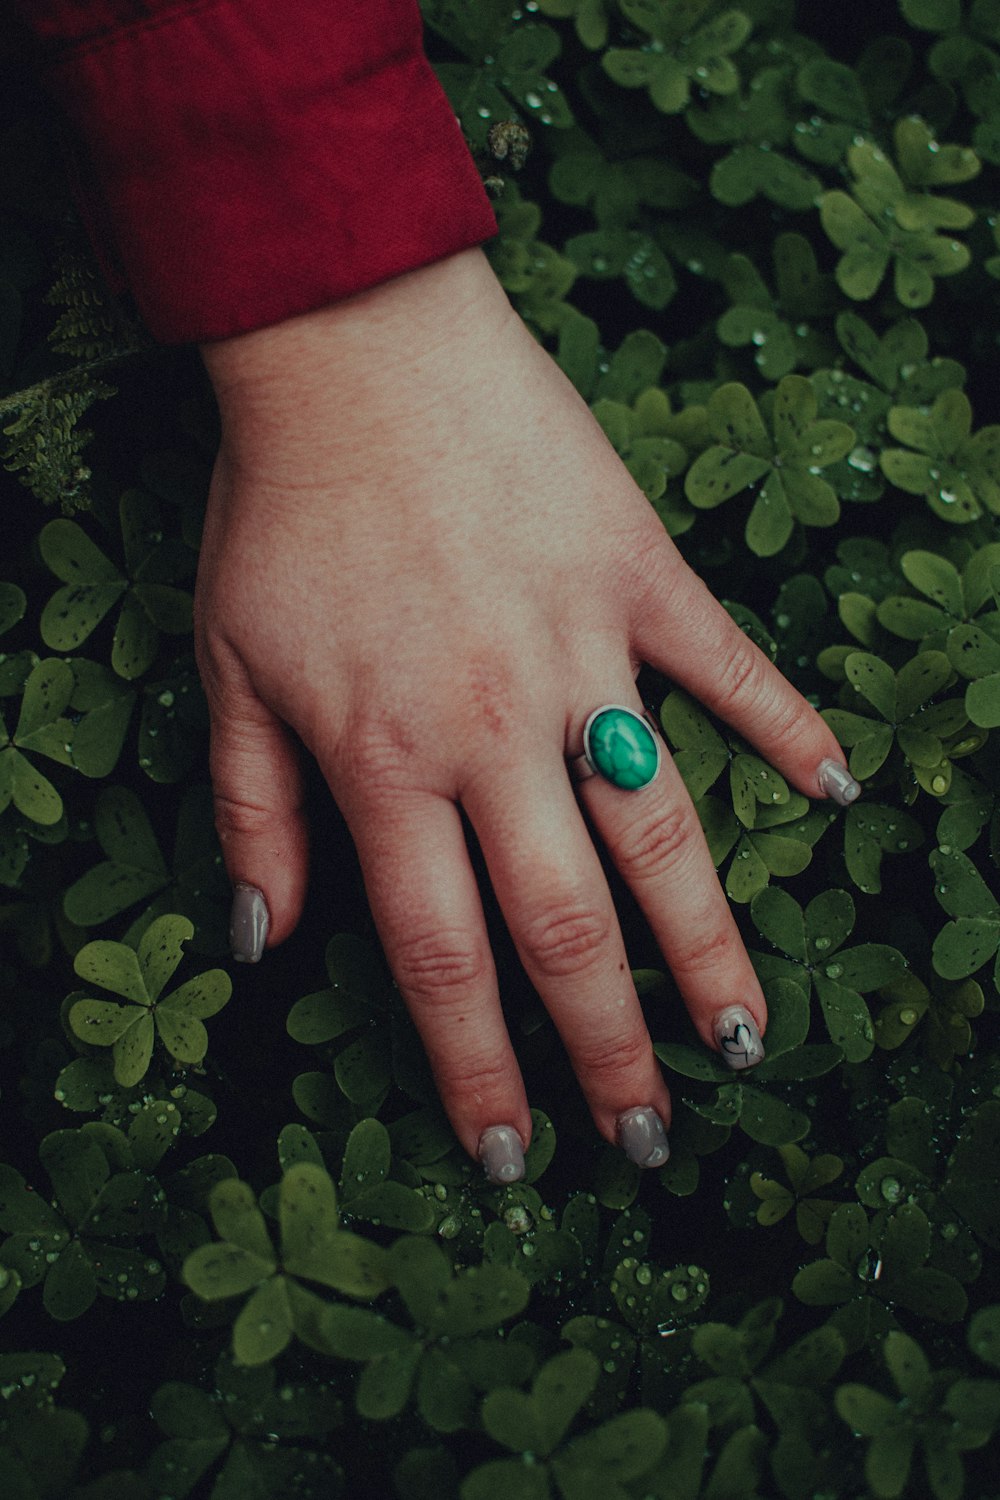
[462, 747, 672, 1163]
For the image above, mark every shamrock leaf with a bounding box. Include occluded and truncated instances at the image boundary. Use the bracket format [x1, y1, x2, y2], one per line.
[822, 648, 965, 794]
[716, 235, 837, 381]
[875, 968, 984, 1065]
[877, 543, 1000, 643]
[38, 490, 194, 680]
[835, 1330, 1000, 1500]
[688, 63, 824, 210]
[148, 1353, 343, 1500]
[751, 885, 907, 1060]
[183, 1165, 392, 1366]
[794, 1201, 968, 1346]
[323, 1236, 531, 1430]
[684, 376, 854, 556]
[880, 389, 1000, 524]
[68, 915, 230, 1085]
[750, 1143, 845, 1243]
[0, 657, 75, 825]
[819, 126, 979, 307]
[930, 845, 1000, 981]
[0, 1128, 164, 1321]
[603, 0, 752, 115]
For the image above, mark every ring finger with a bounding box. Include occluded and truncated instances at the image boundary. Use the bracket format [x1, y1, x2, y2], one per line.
[572, 698, 767, 1069]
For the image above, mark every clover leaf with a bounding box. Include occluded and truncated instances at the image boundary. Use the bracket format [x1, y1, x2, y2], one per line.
[751, 885, 907, 1060]
[287, 933, 396, 1111]
[462, 1347, 667, 1500]
[880, 389, 1000, 523]
[0, 582, 26, 637]
[834, 311, 966, 408]
[435, 21, 573, 149]
[0, 657, 75, 825]
[534, 0, 612, 51]
[0, 1127, 164, 1321]
[68, 915, 230, 1086]
[877, 544, 1000, 644]
[684, 376, 854, 556]
[835, 1330, 1000, 1500]
[688, 63, 824, 210]
[717, 235, 837, 381]
[930, 844, 1000, 984]
[147, 1353, 343, 1500]
[322, 1236, 531, 1430]
[875, 968, 984, 1065]
[183, 1164, 391, 1366]
[62, 783, 229, 949]
[842, 802, 924, 895]
[337, 1118, 435, 1233]
[591, 387, 688, 503]
[819, 127, 979, 307]
[793, 1200, 968, 1350]
[657, 976, 842, 1146]
[38, 491, 194, 680]
[603, 0, 752, 115]
[947, 614, 1000, 726]
[751, 1143, 845, 1243]
[822, 648, 966, 794]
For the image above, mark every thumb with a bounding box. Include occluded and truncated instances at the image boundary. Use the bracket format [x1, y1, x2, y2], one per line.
[206, 670, 309, 962]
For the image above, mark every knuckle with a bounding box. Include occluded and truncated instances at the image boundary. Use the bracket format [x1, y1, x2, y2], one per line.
[519, 897, 613, 981]
[670, 923, 739, 978]
[214, 794, 288, 843]
[616, 801, 699, 882]
[572, 1025, 651, 1085]
[391, 928, 490, 1005]
[714, 634, 764, 708]
[433, 1049, 513, 1101]
[336, 712, 417, 796]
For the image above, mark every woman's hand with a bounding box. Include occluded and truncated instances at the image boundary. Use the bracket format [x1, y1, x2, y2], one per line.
[197, 247, 858, 1182]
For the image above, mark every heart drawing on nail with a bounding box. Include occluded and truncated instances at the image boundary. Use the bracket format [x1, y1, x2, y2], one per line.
[721, 1023, 752, 1061]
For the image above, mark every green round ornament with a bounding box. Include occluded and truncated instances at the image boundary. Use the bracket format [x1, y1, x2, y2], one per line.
[583, 706, 661, 790]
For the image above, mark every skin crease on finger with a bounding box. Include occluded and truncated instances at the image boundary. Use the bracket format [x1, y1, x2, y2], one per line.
[197, 246, 857, 1172]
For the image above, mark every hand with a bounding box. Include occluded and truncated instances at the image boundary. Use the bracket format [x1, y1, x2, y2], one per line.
[196, 248, 858, 1182]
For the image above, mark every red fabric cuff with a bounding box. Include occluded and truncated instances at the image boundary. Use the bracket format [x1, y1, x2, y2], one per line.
[26, 0, 496, 343]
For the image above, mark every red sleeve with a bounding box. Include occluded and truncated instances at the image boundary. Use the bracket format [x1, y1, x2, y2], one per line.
[13, 0, 497, 343]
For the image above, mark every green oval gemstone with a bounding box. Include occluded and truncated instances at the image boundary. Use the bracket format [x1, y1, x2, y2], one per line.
[586, 707, 660, 790]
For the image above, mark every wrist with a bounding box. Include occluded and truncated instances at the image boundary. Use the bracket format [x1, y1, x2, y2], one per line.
[200, 247, 512, 437]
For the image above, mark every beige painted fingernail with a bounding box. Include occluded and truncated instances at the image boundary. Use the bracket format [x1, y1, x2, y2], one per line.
[478, 1125, 525, 1184]
[617, 1107, 669, 1168]
[817, 758, 861, 807]
[230, 883, 269, 963]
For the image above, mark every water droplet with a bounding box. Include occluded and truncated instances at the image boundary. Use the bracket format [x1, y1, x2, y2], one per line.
[814, 936, 831, 951]
[930, 774, 948, 794]
[825, 963, 843, 979]
[899, 1008, 917, 1026]
[635, 1265, 653, 1286]
[524, 91, 542, 109]
[880, 1176, 902, 1203]
[671, 1282, 689, 1302]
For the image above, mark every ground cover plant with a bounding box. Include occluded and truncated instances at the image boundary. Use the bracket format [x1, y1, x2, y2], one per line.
[1, 1, 1000, 1495]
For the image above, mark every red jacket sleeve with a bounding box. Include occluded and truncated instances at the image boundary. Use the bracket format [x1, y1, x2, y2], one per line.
[13, 0, 497, 343]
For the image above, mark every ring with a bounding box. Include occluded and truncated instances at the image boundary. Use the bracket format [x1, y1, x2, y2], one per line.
[569, 705, 663, 791]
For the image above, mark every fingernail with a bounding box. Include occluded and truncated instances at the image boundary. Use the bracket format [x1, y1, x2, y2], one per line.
[478, 1125, 525, 1185]
[230, 883, 269, 963]
[817, 758, 861, 807]
[616, 1107, 669, 1168]
[714, 1006, 765, 1070]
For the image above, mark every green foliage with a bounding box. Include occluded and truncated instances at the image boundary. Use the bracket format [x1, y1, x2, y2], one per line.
[1, 2, 1000, 1495]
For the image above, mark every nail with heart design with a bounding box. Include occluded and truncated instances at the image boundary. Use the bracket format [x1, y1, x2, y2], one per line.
[714, 1006, 765, 1070]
